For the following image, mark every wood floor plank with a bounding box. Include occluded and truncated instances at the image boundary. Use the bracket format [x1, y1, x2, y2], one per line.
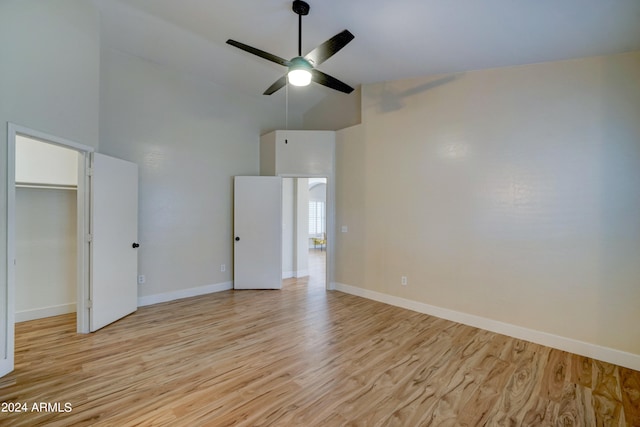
[541, 350, 571, 402]
[456, 356, 513, 426]
[619, 367, 640, 426]
[571, 353, 594, 388]
[1, 255, 638, 426]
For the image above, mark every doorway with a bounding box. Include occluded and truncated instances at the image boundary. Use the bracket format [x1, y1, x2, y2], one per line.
[307, 178, 327, 288]
[282, 177, 327, 289]
[14, 135, 79, 322]
[2, 124, 93, 377]
[4, 124, 139, 378]
[7, 124, 92, 336]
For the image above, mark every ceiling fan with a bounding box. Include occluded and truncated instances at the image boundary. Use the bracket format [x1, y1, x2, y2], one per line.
[226, 0, 355, 95]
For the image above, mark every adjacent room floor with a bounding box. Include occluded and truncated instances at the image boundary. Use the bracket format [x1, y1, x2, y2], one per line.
[1, 269, 638, 426]
[302, 248, 326, 289]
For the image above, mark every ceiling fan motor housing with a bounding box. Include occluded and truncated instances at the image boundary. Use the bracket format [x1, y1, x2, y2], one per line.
[290, 56, 312, 70]
[292, 0, 310, 16]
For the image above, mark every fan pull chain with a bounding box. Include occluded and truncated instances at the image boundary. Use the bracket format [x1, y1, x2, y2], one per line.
[285, 77, 289, 129]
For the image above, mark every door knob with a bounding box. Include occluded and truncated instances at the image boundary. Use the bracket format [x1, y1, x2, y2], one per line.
[132, 242, 140, 248]
[235, 237, 240, 241]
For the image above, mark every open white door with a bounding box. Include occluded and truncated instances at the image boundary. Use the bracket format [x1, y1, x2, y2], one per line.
[90, 153, 138, 331]
[234, 176, 282, 289]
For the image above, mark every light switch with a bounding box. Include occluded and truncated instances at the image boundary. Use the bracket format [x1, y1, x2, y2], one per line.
[341, 226, 348, 233]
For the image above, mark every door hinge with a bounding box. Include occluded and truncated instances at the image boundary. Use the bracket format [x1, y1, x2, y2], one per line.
[86, 300, 93, 309]
[86, 167, 93, 177]
[86, 233, 93, 243]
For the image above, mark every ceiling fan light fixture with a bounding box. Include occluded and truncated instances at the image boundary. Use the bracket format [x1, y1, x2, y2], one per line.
[288, 68, 312, 86]
[287, 57, 312, 86]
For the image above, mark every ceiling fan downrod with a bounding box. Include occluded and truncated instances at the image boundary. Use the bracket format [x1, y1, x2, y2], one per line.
[292, 0, 309, 57]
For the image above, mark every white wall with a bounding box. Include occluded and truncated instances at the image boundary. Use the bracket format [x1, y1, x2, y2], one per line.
[295, 179, 309, 277]
[282, 178, 294, 278]
[335, 51, 640, 369]
[0, 0, 100, 358]
[263, 130, 335, 176]
[309, 182, 327, 202]
[16, 188, 77, 321]
[99, 49, 290, 301]
[16, 135, 79, 186]
[260, 132, 277, 177]
[0, 1, 101, 148]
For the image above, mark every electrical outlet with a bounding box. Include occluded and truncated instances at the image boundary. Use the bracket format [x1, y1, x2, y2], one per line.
[138, 275, 146, 285]
[401, 276, 407, 286]
[220, 264, 226, 272]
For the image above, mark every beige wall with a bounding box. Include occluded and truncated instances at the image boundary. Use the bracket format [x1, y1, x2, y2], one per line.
[303, 87, 362, 130]
[335, 51, 640, 359]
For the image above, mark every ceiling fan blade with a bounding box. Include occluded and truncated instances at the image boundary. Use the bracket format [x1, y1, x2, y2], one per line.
[304, 30, 354, 67]
[311, 69, 354, 94]
[226, 39, 291, 67]
[263, 75, 288, 95]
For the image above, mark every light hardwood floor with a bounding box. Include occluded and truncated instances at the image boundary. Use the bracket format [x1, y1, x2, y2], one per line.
[1, 260, 638, 426]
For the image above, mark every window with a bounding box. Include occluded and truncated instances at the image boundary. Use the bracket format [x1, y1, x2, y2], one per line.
[309, 200, 325, 235]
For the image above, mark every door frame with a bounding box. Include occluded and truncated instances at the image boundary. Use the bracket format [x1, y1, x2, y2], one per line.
[7, 123, 94, 336]
[280, 174, 334, 291]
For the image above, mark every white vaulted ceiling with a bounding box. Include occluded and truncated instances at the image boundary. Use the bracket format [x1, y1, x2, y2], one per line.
[94, 0, 640, 113]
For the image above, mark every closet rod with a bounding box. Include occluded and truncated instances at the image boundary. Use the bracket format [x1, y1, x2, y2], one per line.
[16, 182, 77, 191]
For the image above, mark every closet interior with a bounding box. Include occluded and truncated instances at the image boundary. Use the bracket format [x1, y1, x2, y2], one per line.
[15, 135, 79, 322]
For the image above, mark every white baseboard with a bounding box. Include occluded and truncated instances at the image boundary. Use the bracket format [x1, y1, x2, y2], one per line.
[332, 282, 640, 371]
[283, 271, 294, 279]
[138, 281, 233, 307]
[283, 270, 311, 279]
[295, 269, 309, 278]
[16, 303, 76, 323]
